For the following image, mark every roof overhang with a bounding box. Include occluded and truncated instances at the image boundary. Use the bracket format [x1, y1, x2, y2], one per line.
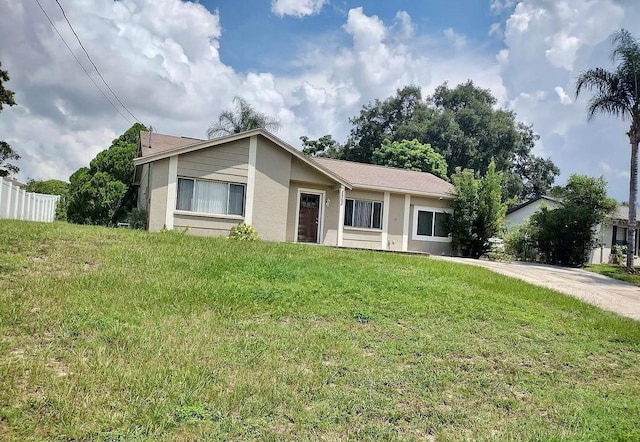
[133, 128, 352, 189]
[350, 183, 454, 200]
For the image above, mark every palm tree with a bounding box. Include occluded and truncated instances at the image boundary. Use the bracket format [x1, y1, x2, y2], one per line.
[207, 96, 281, 139]
[576, 29, 640, 273]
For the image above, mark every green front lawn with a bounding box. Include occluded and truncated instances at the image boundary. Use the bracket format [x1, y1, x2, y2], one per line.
[586, 263, 640, 286]
[1, 220, 639, 440]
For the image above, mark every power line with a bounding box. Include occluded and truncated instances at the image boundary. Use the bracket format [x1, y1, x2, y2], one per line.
[33, 0, 133, 125]
[53, 0, 143, 124]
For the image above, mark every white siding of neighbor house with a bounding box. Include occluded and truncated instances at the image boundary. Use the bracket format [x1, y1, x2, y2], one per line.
[504, 199, 560, 228]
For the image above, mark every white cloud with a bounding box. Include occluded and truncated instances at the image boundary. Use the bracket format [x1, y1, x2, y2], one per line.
[554, 86, 572, 105]
[271, 0, 327, 18]
[489, 22, 502, 37]
[491, 0, 516, 14]
[443, 28, 467, 50]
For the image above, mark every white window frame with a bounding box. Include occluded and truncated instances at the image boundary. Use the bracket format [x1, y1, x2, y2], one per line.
[343, 198, 383, 230]
[175, 177, 246, 218]
[412, 205, 451, 242]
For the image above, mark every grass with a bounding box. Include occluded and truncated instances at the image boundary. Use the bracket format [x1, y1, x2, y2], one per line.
[586, 263, 640, 286]
[1, 220, 639, 441]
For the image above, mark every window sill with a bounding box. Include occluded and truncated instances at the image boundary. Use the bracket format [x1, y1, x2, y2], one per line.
[411, 235, 452, 243]
[174, 210, 244, 221]
[344, 226, 383, 233]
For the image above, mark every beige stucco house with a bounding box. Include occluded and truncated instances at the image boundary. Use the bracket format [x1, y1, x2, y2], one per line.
[133, 129, 454, 254]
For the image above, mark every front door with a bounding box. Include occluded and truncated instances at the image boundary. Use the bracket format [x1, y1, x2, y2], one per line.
[297, 193, 321, 243]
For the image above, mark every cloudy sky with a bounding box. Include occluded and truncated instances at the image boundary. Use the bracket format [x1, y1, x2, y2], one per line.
[0, 0, 638, 201]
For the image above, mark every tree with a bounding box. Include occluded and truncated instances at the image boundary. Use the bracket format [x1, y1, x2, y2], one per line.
[66, 123, 146, 225]
[0, 141, 20, 177]
[449, 161, 506, 257]
[529, 175, 616, 266]
[371, 139, 448, 179]
[0, 61, 19, 177]
[326, 82, 558, 202]
[575, 29, 640, 273]
[24, 179, 68, 195]
[343, 85, 424, 163]
[300, 134, 342, 157]
[207, 96, 281, 139]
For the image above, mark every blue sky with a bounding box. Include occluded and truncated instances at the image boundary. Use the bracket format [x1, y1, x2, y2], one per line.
[0, 0, 639, 202]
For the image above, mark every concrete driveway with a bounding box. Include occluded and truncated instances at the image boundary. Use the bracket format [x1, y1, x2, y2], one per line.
[434, 257, 640, 321]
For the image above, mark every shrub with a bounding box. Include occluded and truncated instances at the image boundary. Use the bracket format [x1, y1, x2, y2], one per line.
[127, 208, 148, 230]
[610, 244, 627, 265]
[504, 223, 538, 262]
[229, 223, 258, 241]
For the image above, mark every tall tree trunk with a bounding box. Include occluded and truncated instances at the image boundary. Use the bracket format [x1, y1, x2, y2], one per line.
[626, 136, 639, 273]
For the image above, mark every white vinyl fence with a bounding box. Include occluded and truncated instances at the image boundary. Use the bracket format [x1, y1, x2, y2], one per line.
[0, 177, 60, 222]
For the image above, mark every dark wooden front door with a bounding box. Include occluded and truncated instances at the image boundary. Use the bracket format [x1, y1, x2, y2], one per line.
[297, 193, 320, 243]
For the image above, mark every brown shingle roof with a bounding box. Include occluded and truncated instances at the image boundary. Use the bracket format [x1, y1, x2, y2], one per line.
[139, 131, 203, 157]
[312, 157, 454, 197]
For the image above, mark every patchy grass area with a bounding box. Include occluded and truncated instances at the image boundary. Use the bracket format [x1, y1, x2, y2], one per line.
[586, 263, 640, 287]
[1, 220, 639, 441]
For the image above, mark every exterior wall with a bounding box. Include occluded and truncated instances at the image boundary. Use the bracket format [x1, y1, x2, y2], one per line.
[176, 139, 249, 183]
[342, 189, 385, 249]
[387, 193, 405, 252]
[148, 158, 170, 232]
[137, 163, 150, 211]
[589, 223, 640, 265]
[169, 140, 250, 236]
[504, 199, 560, 228]
[407, 195, 453, 255]
[286, 181, 338, 244]
[290, 157, 335, 186]
[252, 138, 291, 242]
[173, 213, 239, 236]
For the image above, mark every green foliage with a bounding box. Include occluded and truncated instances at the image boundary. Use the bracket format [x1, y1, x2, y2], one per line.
[0, 63, 19, 176]
[611, 244, 628, 265]
[127, 208, 148, 230]
[504, 223, 538, 261]
[449, 161, 507, 258]
[229, 223, 258, 241]
[24, 179, 68, 195]
[207, 96, 281, 139]
[528, 175, 616, 266]
[313, 81, 558, 202]
[66, 123, 146, 226]
[0, 140, 20, 177]
[300, 134, 342, 157]
[372, 139, 448, 179]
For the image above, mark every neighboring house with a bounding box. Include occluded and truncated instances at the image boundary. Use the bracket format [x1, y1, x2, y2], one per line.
[504, 196, 561, 228]
[133, 129, 454, 255]
[590, 205, 640, 265]
[504, 196, 640, 265]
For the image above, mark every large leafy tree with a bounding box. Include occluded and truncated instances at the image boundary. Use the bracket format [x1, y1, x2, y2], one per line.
[311, 82, 558, 201]
[207, 96, 281, 139]
[372, 139, 448, 179]
[0, 61, 19, 177]
[66, 123, 146, 225]
[576, 29, 640, 273]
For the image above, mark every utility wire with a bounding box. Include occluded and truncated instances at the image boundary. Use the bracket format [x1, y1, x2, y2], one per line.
[33, 0, 133, 125]
[53, 0, 143, 124]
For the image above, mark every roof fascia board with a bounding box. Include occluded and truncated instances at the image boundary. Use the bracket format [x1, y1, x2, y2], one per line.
[350, 183, 454, 199]
[134, 128, 352, 189]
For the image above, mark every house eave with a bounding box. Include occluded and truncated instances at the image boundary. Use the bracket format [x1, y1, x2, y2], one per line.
[133, 128, 352, 190]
